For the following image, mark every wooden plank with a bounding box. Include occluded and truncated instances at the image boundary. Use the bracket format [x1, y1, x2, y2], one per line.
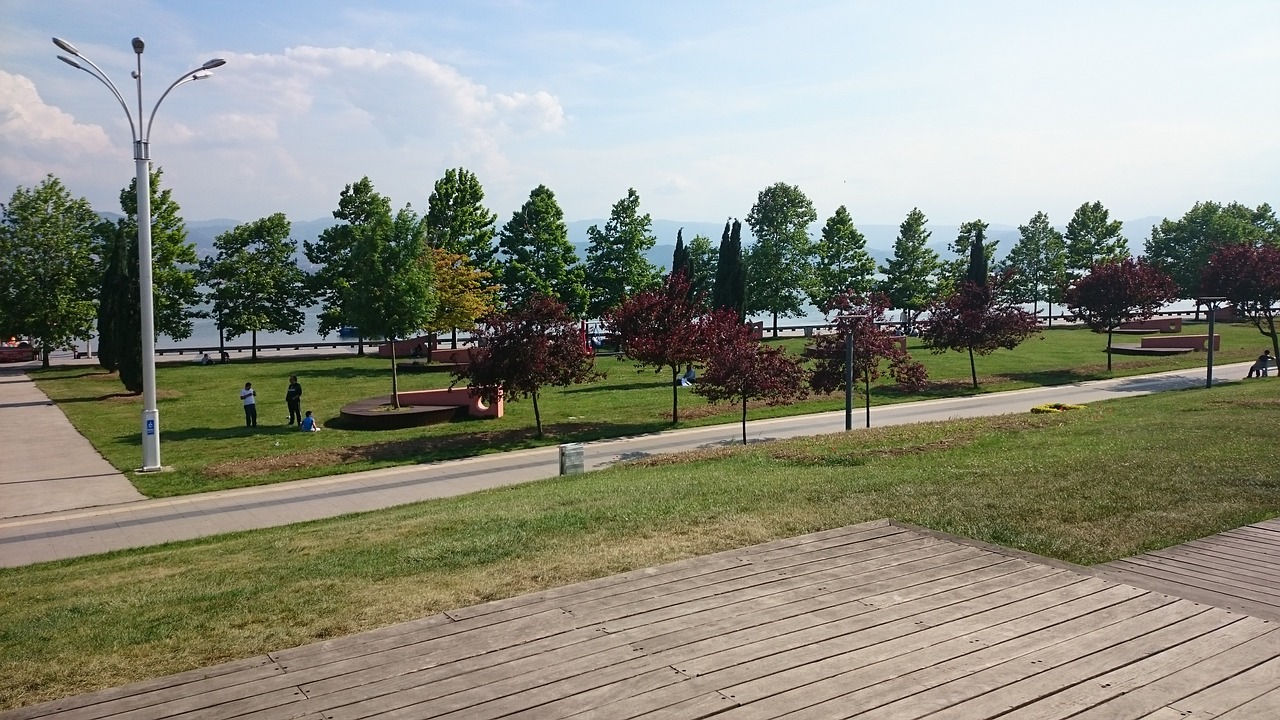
[1214, 684, 1280, 718]
[1005, 621, 1277, 719]
[713, 589, 1173, 720]
[267, 614, 455, 667]
[714, 577, 1124, 707]
[920, 608, 1242, 719]
[845, 600, 1212, 720]
[560, 682, 734, 720]
[1162, 655, 1280, 717]
[1222, 526, 1280, 547]
[1149, 545, 1280, 583]
[1115, 555, 1280, 594]
[1105, 559, 1280, 612]
[498, 667, 689, 720]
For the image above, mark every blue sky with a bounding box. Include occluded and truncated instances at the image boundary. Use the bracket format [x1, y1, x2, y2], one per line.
[2, 0, 1277, 233]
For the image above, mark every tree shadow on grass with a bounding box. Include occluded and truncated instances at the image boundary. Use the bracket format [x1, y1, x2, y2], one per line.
[290, 366, 390, 380]
[563, 379, 672, 394]
[120, 424, 302, 444]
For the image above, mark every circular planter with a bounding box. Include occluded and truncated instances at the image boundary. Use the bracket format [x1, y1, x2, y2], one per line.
[339, 395, 461, 430]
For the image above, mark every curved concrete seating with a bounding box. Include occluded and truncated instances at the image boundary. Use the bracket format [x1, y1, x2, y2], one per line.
[1118, 318, 1182, 333]
[396, 387, 503, 418]
[1140, 334, 1219, 351]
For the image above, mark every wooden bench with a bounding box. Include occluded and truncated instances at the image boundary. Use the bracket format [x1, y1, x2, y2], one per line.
[395, 387, 503, 418]
[1140, 334, 1219, 351]
[1119, 317, 1182, 333]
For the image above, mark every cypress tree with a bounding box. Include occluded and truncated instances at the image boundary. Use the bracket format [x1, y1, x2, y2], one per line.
[728, 220, 747, 322]
[671, 228, 688, 279]
[711, 220, 733, 311]
[966, 221, 989, 288]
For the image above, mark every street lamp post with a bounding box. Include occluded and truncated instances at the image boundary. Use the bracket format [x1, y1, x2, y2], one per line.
[840, 313, 872, 430]
[1199, 296, 1227, 390]
[54, 37, 224, 472]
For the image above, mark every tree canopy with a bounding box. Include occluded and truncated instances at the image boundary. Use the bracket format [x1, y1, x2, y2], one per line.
[425, 167, 499, 276]
[807, 292, 928, 396]
[745, 182, 817, 334]
[305, 177, 392, 345]
[1065, 258, 1178, 371]
[878, 207, 940, 331]
[199, 213, 307, 360]
[95, 220, 141, 390]
[940, 220, 998, 293]
[806, 205, 876, 311]
[1201, 244, 1280, 362]
[1064, 201, 1128, 277]
[0, 175, 100, 368]
[585, 188, 661, 318]
[1002, 211, 1067, 319]
[711, 220, 747, 322]
[424, 248, 497, 338]
[921, 270, 1040, 388]
[1145, 201, 1280, 300]
[498, 185, 588, 316]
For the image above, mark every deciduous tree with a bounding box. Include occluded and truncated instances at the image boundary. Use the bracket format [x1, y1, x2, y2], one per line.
[585, 188, 661, 318]
[425, 167, 499, 276]
[694, 309, 807, 444]
[807, 292, 928, 396]
[425, 248, 497, 344]
[807, 205, 876, 310]
[878, 208, 940, 333]
[1064, 201, 1128, 278]
[455, 294, 598, 438]
[1146, 201, 1279, 302]
[198, 213, 307, 361]
[1201, 244, 1280, 362]
[745, 182, 817, 335]
[0, 175, 100, 368]
[603, 272, 707, 424]
[498, 185, 587, 316]
[1065, 258, 1179, 372]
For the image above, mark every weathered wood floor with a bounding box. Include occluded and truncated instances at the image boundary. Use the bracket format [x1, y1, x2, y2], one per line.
[1097, 516, 1280, 623]
[5, 519, 1279, 719]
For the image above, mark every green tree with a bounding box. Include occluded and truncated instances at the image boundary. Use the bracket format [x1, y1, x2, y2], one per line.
[1064, 201, 1128, 278]
[199, 213, 307, 361]
[806, 205, 876, 311]
[585, 188, 661, 318]
[711, 219, 747, 322]
[111, 168, 200, 340]
[940, 220, 998, 293]
[0, 175, 100, 368]
[878, 207, 940, 332]
[745, 182, 817, 335]
[94, 222, 142, 390]
[686, 233, 717, 301]
[497, 184, 587, 316]
[425, 168, 498, 276]
[305, 177, 392, 352]
[1145, 201, 1280, 301]
[348, 203, 437, 407]
[1002, 211, 1067, 322]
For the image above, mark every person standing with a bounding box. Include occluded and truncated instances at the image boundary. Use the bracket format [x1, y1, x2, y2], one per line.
[240, 382, 258, 427]
[286, 374, 303, 425]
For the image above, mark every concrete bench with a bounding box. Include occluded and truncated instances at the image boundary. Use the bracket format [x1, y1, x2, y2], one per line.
[395, 387, 503, 418]
[1119, 318, 1182, 333]
[1140, 334, 1220, 351]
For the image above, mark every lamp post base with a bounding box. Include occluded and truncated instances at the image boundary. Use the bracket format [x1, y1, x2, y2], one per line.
[140, 408, 161, 471]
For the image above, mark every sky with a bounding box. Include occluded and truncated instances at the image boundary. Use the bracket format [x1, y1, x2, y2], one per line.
[2, 0, 1278, 234]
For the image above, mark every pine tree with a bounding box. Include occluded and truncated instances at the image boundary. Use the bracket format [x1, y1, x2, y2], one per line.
[744, 182, 817, 334]
[1064, 201, 1128, 278]
[584, 188, 660, 318]
[425, 168, 499, 276]
[1002, 211, 1066, 320]
[498, 185, 588, 316]
[878, 208, 940, 332]
[806, 205, 876, 310]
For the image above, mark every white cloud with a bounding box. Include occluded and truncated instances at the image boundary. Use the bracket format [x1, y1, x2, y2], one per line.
[0, 70, 113, 158]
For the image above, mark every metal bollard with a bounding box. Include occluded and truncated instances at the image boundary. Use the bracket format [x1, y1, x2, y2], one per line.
[559, 443, 585, 475]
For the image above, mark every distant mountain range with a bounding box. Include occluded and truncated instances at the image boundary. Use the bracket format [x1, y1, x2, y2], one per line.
[107, 213, 1165, 272]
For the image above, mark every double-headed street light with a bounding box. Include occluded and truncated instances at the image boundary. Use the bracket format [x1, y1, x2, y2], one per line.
[54, 36, 225, 472]
[1198, 296, 1227, 390]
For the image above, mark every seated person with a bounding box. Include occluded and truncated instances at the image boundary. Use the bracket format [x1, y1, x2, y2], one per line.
[410, 343, 425, 358]
[300, 410, 320, 432]
[678, 364, 697, 386]
[198, 352, 212, 365]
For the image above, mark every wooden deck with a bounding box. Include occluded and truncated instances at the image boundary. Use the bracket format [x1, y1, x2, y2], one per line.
[1097, 516, 1280, 623]
[5, 519, 1280, 719]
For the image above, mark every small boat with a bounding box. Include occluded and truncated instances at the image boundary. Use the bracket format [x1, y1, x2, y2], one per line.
[337, 326, 360, 338]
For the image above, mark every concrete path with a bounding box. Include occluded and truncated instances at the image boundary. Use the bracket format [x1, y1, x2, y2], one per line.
[0, 362, 1251, 568]
[0, 367, 143, 519]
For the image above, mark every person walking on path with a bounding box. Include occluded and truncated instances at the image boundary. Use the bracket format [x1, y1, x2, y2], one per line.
[240, 382, 258, 427]
[286, 375, 303, 425]
[1247, 350, 1273, 378]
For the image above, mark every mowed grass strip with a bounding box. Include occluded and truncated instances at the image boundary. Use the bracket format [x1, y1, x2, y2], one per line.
[1, 379, 1278, 709]
[31, 323, 1267, 497]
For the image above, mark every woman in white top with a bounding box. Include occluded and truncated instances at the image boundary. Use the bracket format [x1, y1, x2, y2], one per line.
[240, 382, 257, 427]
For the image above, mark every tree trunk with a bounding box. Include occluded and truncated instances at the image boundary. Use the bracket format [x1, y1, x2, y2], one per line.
[772, 312, 779, 338]
[968, 346, 978, 389]
[1047, 302, 1053, 328]
[741, 395, 748, 445]
[218, 326, 226, 363]
[451, 327, 458, 349]
[1106, 327, 1114, 372]
[671, 365, 679, 424]
[390, 335, 400, 409]
[251, 329, 258, 361]
[532, 391, 543, 439]
[357, 335, 365, 357]
[41, 345, 50, 369]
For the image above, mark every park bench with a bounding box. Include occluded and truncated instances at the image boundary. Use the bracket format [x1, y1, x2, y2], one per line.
[1140, 334, 1220, 351]
[1118, 318, 1182, 333]
[395, 387, 503, 418]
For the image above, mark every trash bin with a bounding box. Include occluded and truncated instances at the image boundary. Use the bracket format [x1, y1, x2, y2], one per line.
[559, 443, 584, 475]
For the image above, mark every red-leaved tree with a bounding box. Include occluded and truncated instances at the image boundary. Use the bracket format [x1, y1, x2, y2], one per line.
[808, 291, 928, 396]
[603, 271, 707, 424]
[921, 271, 1040, 388]
[453, 294, 598, 438]
[1202, 244, 1280, 361]
[694, 309, 808, 444]
[1065, 258, 1179, 372]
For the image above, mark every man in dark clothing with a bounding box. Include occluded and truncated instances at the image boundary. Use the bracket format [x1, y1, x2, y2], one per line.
[1248, 350, 1273, 378]
[286, 375, 303, 425]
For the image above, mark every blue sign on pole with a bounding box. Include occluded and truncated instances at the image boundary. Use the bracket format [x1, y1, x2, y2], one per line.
[146, 419, 155, 436]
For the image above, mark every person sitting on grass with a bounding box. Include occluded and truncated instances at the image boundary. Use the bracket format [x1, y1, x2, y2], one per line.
[299, 410, 320, 432]
[678, 364, 697, 386]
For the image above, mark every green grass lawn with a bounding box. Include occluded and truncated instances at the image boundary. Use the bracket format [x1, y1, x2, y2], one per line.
[2, 377, 1278, 709]
[30, 322, 1268, 497]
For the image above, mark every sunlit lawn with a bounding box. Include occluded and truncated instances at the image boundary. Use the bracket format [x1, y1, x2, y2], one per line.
[30, 322, 1267, 497]
[3, 378, 1278, 710]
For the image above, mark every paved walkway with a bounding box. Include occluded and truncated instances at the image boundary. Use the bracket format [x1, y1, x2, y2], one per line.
[7, 520, 1279, 719]
[0, 363, 1253, 568]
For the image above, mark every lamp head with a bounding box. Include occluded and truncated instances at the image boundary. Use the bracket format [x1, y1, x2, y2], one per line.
[190, 71, 212, 81]
[132, 37, 145, 54]
[57, 55, 83, 70]
[52, 37, 80, 56]
[201, 58, 226, 70]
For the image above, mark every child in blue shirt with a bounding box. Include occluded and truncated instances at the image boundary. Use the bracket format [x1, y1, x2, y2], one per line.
[300, 410, 320, 432]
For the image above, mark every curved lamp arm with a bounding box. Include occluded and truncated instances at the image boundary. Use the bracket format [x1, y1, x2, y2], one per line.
[54, 49, 138, 142]
[144, 61, 223, 143]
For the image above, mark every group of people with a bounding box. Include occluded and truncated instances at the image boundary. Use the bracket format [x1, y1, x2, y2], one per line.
[239, 374, 319, 431]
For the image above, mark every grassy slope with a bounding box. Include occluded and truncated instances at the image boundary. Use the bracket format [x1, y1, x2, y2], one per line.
[1, 378, 1278, 709]
[30, 323, 1265, 497]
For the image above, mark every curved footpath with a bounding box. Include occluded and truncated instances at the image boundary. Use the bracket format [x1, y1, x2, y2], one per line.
[0, 362, 1254, 568]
